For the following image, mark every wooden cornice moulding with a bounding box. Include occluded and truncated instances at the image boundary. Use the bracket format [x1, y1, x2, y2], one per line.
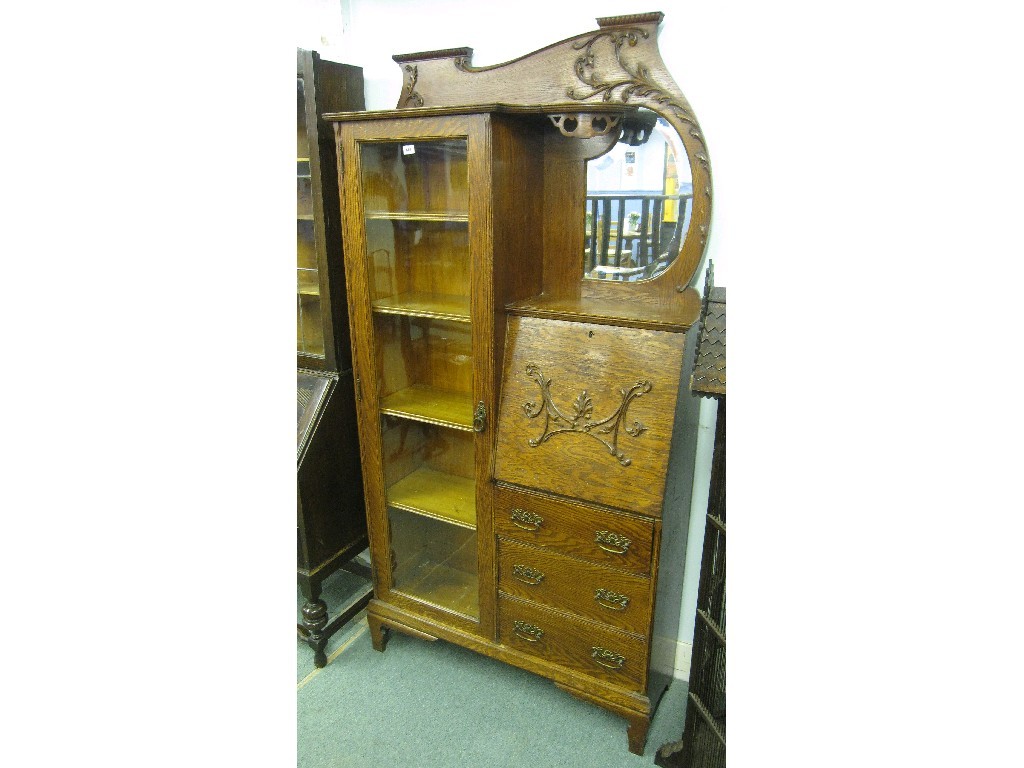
[391, 11, 712, 311]
[393, 47, 474, 64]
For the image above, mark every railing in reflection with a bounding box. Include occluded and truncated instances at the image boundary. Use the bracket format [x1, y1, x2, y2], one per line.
[584, 191, 693, 281]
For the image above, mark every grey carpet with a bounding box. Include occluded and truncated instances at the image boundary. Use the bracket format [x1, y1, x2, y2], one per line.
[297, 569, 687, 767]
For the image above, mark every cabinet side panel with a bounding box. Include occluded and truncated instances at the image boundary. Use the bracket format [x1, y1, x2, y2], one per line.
[650, 323, 704, 673]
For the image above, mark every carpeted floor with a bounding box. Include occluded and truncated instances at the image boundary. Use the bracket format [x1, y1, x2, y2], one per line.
[297, 567, 687, 767]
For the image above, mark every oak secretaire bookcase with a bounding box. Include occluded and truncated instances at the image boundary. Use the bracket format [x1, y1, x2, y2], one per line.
[326, 12, 713, 754]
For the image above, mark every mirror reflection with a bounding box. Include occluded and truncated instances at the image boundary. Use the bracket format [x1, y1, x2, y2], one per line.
[583, 110, 692, 282]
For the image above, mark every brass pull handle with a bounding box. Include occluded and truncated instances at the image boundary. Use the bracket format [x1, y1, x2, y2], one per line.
[595, 530, 632, 555]
[473, 401, 487, 433]
[591, 646, 625, 670]
[594, 588, 630, 611]
[512, 564, 545, 586]
[512, 620, 544, 643]
[510, 508, 543, 531]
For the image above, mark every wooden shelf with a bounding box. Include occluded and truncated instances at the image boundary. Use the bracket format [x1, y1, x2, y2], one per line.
[387, 466, 476, 529]
[297, 285, 321, 297]
[507, 291, 702, 333]
[297, 214, 314, 221]
[365, 210, 468, 223]
[380, 385, 473, 431]
[372, 292, 471, 322]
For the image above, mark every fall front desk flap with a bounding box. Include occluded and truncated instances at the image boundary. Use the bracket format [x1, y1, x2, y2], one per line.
[494, 316, 685, 518]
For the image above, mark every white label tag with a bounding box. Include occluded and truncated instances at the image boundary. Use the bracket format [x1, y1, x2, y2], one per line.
[402, 144, 415, 155]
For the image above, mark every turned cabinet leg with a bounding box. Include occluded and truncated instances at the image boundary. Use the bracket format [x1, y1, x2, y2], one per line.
[297, 578, 331, 668]
[367, 613, 390, 653]
[626, 713, 651, 756]
[299, 597, 330, 668]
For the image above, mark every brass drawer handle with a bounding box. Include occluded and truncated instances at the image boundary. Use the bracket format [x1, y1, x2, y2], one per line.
[512, 620, 544, 643]
[510, 508, 543, 531]
[595, 530, 632, 555]
[512, 564, 545, 585]
[594, 588, 630, 611]
[591, 646, 626, 670]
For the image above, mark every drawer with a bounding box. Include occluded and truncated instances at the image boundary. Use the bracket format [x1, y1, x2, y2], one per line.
[498, 595, 647, 692]
[493, 484, 655, 576]
[498, 538, 652, 635]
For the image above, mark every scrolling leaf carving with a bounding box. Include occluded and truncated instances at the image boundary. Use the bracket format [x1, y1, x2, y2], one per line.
[566, 29, 708, 164]
[522, 363, 652, 467]
[399, 64, 424, 108]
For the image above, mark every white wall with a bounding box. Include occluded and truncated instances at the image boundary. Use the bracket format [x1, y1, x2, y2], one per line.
[298, 0, 725, 677]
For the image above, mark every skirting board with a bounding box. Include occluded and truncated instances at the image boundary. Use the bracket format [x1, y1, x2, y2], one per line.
[652, 635, 692, 682]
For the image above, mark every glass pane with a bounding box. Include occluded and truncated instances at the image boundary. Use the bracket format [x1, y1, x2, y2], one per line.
[366, 220, 470, 318]
[297, 219, 324, 357]
[298, 160, 313, 218]
[297, 73, 324, 358]
[297, 76, 310, 160]
[381, 418, 475, 525]
[390, 509, 479, 619]
[374, 315, 473, 429]
[384, 418, 476, 617]
[297, 371, 330, 452]
[362, 137, 478, 618]
[361, 140, 470, 319]
[361, 139, 468, 216]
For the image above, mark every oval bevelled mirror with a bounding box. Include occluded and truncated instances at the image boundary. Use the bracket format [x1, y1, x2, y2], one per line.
[583, 108, 692, 282]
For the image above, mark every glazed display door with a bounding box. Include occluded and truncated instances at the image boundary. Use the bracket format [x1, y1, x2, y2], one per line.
[340, 116, 494, 635]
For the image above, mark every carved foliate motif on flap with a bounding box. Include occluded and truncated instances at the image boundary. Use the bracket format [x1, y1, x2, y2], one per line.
[522, 363, 652, 467]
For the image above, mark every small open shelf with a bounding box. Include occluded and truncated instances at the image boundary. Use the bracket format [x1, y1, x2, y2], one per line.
[507, 291, 702, 333]
[380, 385, 473, 431]
[387, 466, 476, 529]
[372, 292, 471, 322]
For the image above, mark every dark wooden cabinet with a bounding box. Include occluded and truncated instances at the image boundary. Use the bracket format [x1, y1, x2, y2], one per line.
[326, 12, 713, 753]
[296, 48, 371, 667]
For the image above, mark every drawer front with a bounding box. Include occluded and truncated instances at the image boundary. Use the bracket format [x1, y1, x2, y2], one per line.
[498, 538, 652, 635]
[493, 484, 654, 575]
[498, 595, 647, 691]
